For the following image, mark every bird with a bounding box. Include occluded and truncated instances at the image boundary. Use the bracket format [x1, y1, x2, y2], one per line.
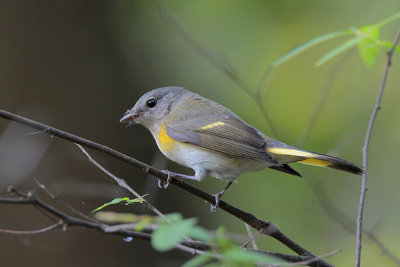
[120, 86, 363, 211]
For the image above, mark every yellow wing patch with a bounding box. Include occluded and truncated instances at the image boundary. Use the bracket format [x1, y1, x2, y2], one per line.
[157, 124, 177, 153]
[200, 122, 225, 130]
[299, 158, 332, 167]
[267, 147, 315, 158]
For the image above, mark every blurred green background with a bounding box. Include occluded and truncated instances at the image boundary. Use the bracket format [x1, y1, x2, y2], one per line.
[1, 1, 399, 266]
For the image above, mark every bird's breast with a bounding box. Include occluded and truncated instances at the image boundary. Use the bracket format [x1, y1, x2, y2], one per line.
[157, 123, 177, 153]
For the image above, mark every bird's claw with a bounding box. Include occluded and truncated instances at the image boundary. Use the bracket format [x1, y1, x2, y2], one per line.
[158, 170, 174, 189]
[210, 193, 222, 212]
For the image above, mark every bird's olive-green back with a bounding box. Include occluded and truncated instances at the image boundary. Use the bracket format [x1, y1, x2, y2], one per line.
[163, 92, 276, 163]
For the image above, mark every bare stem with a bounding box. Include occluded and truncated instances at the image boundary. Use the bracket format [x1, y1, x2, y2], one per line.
[355, 27, 400, 267]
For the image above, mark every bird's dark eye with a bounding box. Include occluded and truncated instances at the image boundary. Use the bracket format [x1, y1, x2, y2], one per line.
[146, 98, 157, 108]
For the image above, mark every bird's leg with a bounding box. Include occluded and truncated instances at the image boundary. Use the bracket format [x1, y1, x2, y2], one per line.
[210, 182, 233, 212]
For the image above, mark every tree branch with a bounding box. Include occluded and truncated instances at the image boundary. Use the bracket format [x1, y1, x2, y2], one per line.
[0, 191, 326, 265]
[355, 26, 400, 267]
[0, 110, 332, 267]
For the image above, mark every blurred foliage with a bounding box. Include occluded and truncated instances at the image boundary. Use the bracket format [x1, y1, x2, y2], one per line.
[273, 11, 400, 68]
[95, 210, 284, 266]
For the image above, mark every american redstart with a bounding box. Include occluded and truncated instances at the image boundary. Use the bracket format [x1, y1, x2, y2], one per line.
[120, 87, 362, 211]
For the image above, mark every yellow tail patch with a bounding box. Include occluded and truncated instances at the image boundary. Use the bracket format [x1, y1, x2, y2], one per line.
[267, 147, 332, 167]
[298, 158, 332, 167]
[267, 146, 363, 174]
[267, 147, 315, 158]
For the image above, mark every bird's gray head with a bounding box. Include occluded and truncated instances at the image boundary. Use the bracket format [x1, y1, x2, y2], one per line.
[120, 86, 187, 132]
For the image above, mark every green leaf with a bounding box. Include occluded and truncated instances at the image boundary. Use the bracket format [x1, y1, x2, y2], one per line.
[272, 31, 351, 67]
[380, 41, 400, 53]
[187, 226, 212, 242]
[358, 26, 380, 67]
[92, 197, 130, 213]
[91, 195, 148, 213]
[182, 254, 213, 267]
[223, 247, 283, 264]
[316, 36, 365, 66]
[152, 218, 197, 252]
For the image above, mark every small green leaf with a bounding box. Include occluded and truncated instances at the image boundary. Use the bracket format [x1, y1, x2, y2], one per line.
[125, 194, 148, 205]
[91, 195, 148, 213]
[92, 197, 130, 212]
[152, 218, 197, 252]
[223, 247, 283, 264]
[358, 26, 380, 67]
[316, 36, 365, 66]
[182, 254, 213, 267]
[272, 31, 351, 67]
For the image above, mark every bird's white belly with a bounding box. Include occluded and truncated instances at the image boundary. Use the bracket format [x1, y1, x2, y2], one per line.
[157, 138, 270, 182]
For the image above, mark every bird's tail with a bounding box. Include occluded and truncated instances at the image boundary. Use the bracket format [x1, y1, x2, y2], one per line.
[266, 146, 363, 175]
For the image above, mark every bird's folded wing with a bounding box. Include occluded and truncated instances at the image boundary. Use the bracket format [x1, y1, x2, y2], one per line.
[166, 116, 275, 162]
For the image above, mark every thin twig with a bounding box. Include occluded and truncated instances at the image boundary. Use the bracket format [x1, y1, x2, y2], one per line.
[242, 224, 260, 250]
[0, 110, 332, 267]
[0, 221, 63, 235]
[273, 249, 341, 267]
[33, 178, 98, 223]
[356, 27, 400, 267]
[309, 175, 400, 265]
[75, 144, 170, 223]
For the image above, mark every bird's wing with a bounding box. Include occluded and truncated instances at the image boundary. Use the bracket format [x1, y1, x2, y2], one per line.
[165, 114, 274, 162]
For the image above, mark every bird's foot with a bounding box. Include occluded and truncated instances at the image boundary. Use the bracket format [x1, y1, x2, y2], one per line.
[210, 193, 223, 212]
[158, 170, 174, 189]
[209, 182, 233, 212]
